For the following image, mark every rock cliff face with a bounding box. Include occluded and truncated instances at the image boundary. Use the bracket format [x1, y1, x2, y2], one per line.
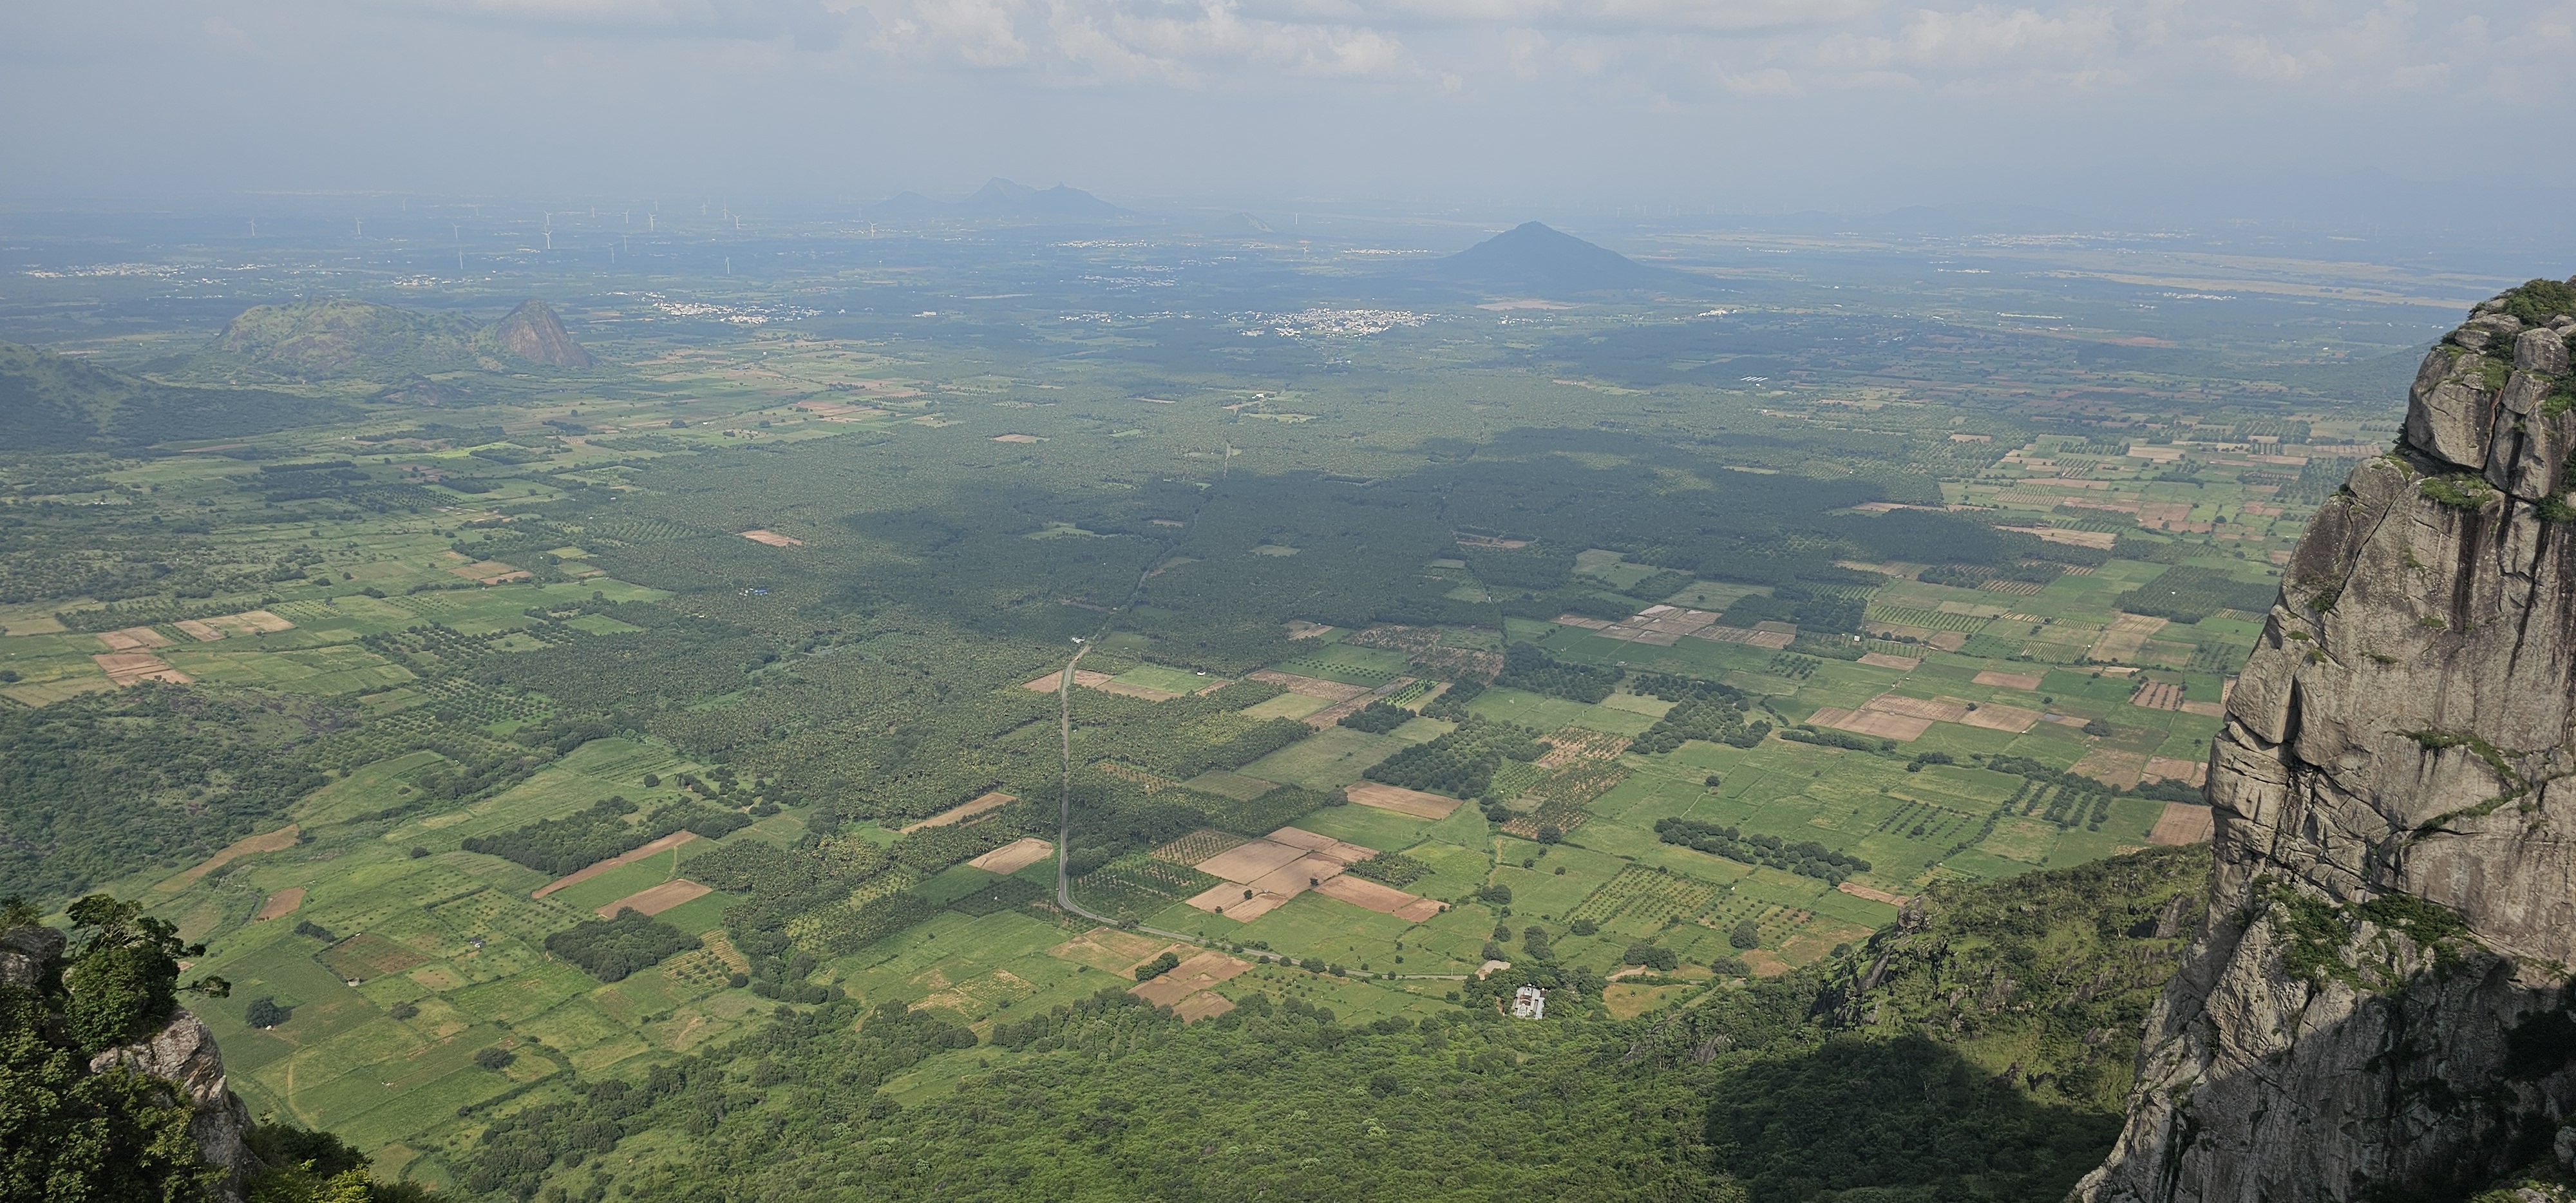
[2079, 283, 2576, 1201]
[91, 1009, 261, 1202]
[491, 298, 596, 369]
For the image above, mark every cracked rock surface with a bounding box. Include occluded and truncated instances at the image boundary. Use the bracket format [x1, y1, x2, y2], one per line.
[2079, 284, 2576, 1202]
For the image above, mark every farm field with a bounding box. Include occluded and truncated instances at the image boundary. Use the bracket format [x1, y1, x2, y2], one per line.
[0, 201, 2421, 1201]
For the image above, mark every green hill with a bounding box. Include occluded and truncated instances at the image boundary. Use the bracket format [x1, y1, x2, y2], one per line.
[0, 340, 356, 451]
[191, 298, 597, 383]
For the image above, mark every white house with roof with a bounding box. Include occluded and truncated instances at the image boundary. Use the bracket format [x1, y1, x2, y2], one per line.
[1511, 985, 1545, 1019]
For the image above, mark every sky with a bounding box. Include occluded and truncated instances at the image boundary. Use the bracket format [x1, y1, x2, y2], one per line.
[6, 0, 2573, 227]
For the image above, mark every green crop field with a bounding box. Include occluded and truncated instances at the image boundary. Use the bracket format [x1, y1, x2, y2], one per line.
[0, 196, 2401, 1203]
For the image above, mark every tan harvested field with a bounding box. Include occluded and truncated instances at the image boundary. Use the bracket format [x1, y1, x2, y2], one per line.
[1807, 706, 1931, 741]
[1959, 704, 2041, 733]
[1046, 927, 1170, 973]
[174, 619, 225, 641]
[739, 529, 804, 547]
[1264, 826, 1376, 864]
[94, 653, 190, 685]
[2072, 748, 2149, 790]
[1193, 838, 1307, 883]
[991, 433, 1042, 443]
[1245, 853, 1348, 898]
[599, 878, 713, 918]
[1094, 679, 1182, 701]
[2181, 699, 2225, 716]
[1184, 882, 1290, 920]
[2090, 614, 2170, 662]
[253, 887, 307, 920]
[1837, 881, 1910, 907]
[96, 625, 175, 651]
[1689, 624, 1795, 650]
[2143, 757, 2208, 786]
[2148, 802, 2216, 846]
[157, 824, 298, 892]
[533, 831, 698, 898]
[1553, 614, 1613, 630]
[1150, 828, 1249, 866]
[1343, 781, 1462, 819]
[1131, 950, 1255, 1008]
[1023, 669, 1115, 692]
[902, 791, 1016, 833]
[1171, 992, 1237, 1023]
[207, 609, 294, 636]
[1246, 670, 1370, 702]
[966, 837, 1056, 875]
[1857, 652, 1921, 670]
[1863, 694, 1970, 723]
[1312, 873, 1441, 922]
[1974, 669, 2047, 691]
[448, 559, 527, 583]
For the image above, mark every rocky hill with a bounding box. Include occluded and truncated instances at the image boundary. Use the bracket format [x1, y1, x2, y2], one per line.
[2079, 280, 2576, 1201]
[196, 297, 596, 383]
[1425, 222, 1678, 294]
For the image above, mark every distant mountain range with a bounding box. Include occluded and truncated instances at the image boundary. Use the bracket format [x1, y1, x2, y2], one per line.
[1426, 222, 1679, 294]
[869, 178, 1126, 223]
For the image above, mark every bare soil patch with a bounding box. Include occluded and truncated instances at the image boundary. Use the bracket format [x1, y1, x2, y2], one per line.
[1245, 853, 1347, 897]
[1023, 669, 1115, 692]
[966, 837, 1055, 875]
[156, 824, 298, 892]
[2090, 614, 2169, 662]
[1046, 927, 1168, 973]
[1863, 694, 1971, 723]
[2148, 802, 2216, 846]
[532, 830, 698, 898]
[96, 626, 175, 652]
[1246, 670, 1370, 702]
[174, 620, 226, 642]
[1171, 992, 1237, 1023]
[1184, 882, 1291, 921]
[1131, 950, 1255, 1008]
[2143, 757, 2208, 786]
[253, 887, 307, 920]
[1806, 707, 1931, 741]
[739, 529, 805, 547]
[901, 791, 1016, 833]
[1837, 881, 1911, 907]
[1959, 704, 2041, 733]
[991, 433, 1042, 443]
[1311, 873, 1432, 920]
[1193, 838, 1307, 883]
[1972, 669, 2047, 691]
[2071, 748, 2149, 790]
[94, 653, 190, 685]
[599, 878, 713, 918]
[1264, 826, 1376, 864]
[1343, 782, 1461, 819]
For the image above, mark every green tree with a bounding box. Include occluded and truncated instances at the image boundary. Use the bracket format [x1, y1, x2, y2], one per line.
[61, 895, 227, 1055]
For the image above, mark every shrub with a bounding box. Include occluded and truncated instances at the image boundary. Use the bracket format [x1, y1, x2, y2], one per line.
[387, 1001, 418, 1020]
[1729, 920, 1761, 949]
[1709, 955, 1752, 976]
[1134, 951, 1182, 982]
[1624, 943, 1679, 972]
[243, 996, 289, 1029]
[473, 1047, 514, 1070]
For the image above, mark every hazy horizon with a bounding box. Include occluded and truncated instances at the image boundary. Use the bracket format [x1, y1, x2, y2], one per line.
[8, 0, 2573, 241]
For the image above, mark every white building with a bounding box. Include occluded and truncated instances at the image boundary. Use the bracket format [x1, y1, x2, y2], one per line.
[1511, 985, 1546, 1019]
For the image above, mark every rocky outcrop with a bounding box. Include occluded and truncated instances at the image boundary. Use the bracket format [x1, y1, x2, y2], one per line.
[2079, 285, 2576, 1200]
[491, 299, 596, 368]
[0, 922, 64, 989]
[90, 1008, 262, 1202]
